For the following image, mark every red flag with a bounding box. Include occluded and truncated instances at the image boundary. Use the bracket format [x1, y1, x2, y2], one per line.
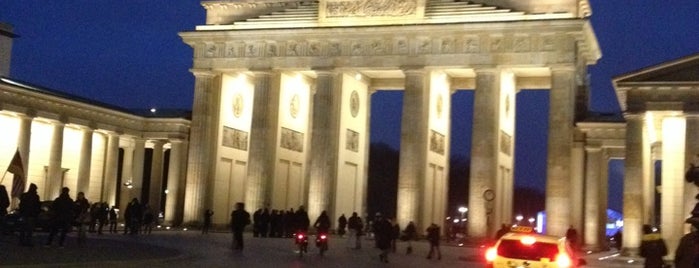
[7, 150, 25, 197]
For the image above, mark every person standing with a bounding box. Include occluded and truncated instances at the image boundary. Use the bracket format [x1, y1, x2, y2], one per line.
[18, 183, 40, 246]
[45, 187, 75, 248]
[390, 218, 400, 253]
[230, 202, 251, 251]
[202, 209, 214, 234]
[426, 223, 442, 260]
[124, 198, 142, 235]
[373, 213, 393, 263]
[675, 218, 699, 268]
[337, 213, 347, 237]
[0, 185, 9, 232]
[96, 202, 108, 235]
[566, 225, 580, 252]
[74, 192, 90, 244]
[108, 205, 118, 234]
[347, 212, 363, 249]
[142, 204, 155, 234]
[640, 224, 668, 268]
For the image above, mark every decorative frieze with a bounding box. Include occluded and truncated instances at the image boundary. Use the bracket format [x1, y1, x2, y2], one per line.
[196, 32, 572, 59]
[280, 127, 304, 152]
[325, 0, 417, 18]
[429, 130, 445, 155]
[222, 126, 248, 151]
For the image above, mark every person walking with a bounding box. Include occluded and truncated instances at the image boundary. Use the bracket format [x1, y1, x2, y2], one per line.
[230, 202, 251, 251]
[403, 221, 417, 254]
[0, 185, 9, 233]
[426, 223, 442, 260]
[294, 206, 310, 234]
[373, 213, 393, 263]
[124, 198, 142, 235]
[390, 218, 400, 253]
[337, 213, 347, 237]
[314, 210, 331, 234]
[347, 212, 363, 249]
[675, 217, 699, 268]
[96, 202, 108, 235]
[142, 204, 155, 235]
[202, 209, 214, 234]
[640, 224, 668, 268]
[45, 187, 75, 248]
[18, 183, 40, 246]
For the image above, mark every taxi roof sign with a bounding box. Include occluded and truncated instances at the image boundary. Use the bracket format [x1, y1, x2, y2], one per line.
[510, 226, 534, 233]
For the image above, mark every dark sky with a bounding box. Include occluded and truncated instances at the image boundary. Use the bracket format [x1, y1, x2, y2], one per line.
[2, 1, 699, 211]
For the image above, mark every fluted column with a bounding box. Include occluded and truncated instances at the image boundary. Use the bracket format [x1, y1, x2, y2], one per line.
[118, 145, 134, 209]
[77, 127, 93, 195]
[622, 114, 644, 256]
[308, 69, 341, 220]
[46, 121, 65, 199]
[684, 118, 699, 231]
[11, 114, 33, 208]
[397, 67, 429, 229]
[131, 138, 146, 202]
[184, 70, 220, 224]
[246, 70, 277, 211]
[467, 68, 499, 238]
[164, 139, 185, 226]
[570, 139, 585, 235]
[545, 66, 576, 236]
[583, 145, 602, 250]
[660, 116, 686, 260]
[102, 133, 119, 206]
[148, 140, 165, 212]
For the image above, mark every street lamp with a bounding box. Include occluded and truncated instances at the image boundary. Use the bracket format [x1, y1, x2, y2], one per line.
[458, 206, 468, 220]
[528, 217, 535, 226]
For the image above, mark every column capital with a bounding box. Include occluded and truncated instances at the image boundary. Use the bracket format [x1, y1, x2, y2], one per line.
[249, 68, 274, 76]
[312, 67, 338, 76]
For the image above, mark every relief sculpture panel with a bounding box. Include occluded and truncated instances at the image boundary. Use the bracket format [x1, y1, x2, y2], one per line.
[326, 0, 417, 17]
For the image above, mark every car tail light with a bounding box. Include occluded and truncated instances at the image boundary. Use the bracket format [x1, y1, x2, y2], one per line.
[485, 247, 497, 262]
[555, 252, 572, 268]
[297, 234, 304, 239]
[320, 234, 327, 240]
[520, 236, 536, 245]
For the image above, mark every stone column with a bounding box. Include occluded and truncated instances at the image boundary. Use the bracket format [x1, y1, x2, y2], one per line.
[246, 70, 278, 210]
[570, 138, 585, 234]
[622, 114, 644, 256]
[308, 69, 341, 220]
[684, 118, 699, 230]
[77, 127, 93, 195]
[398, 67, 433, 229]
[467, 68, 499, 238]
[148, 140, 165, 213]
[545, 66, 576, 236]
[131, 138, 146, 203]
[583, 145, 602, 250]
[184, 70, 220, 224]
[11, 114, 33, 208]
[164, 139, 185, 226]
[660, 116, 686, 259]
[46, 121, 65, 199]
[102, 133, 118, 206]
[118, 145, 133, 209]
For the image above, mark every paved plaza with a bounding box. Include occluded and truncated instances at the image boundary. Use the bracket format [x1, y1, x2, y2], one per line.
[0, 230, 645, 267]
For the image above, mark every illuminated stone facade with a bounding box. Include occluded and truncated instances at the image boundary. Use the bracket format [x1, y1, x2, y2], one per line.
[180, 0, 600, 234]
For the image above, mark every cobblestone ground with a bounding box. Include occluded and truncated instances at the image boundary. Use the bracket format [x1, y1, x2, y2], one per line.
[0, 230, 644, 267]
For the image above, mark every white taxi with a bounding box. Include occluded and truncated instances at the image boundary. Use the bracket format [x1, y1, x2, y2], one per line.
[485, 226, 585, 268]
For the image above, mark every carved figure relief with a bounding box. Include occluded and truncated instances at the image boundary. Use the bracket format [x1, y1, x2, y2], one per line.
[418, 39, 432, 54]
[280, 127, 304, 152]
[329, 42, 342, 56]
[499, 130, 512, 156]
[350, 90, 360, 118]
[464, 36, 480, 53]
[513, 36, 531, 52]
[326, 0, 417, 17]
[232, 93, 243, 118]
[346, 129, 359, 152]
[287, 41, 300, 56]
[309, 42, 322, 56]
[440, 38, 455, 54]
[490, 36, 503, 52]
[266, 43, 279, 57]
[542, 35, 555, 51]
[246, 43, 259, 57]
[395, 39, 409, 54]
[351, 42, 364, 56]
[370, 40, 386, 55]
[429, 130, 445, 155]
[205, 43, 218, 57]
[226, 43, 238, 57]
[222, 126, 248, 151]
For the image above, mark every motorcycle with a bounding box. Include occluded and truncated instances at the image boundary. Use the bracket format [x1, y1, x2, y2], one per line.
[295, 232, 309, 257]
[316, 232, 329, 256]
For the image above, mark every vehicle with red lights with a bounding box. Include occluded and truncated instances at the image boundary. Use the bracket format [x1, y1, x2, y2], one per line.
[485, 226, 586, 268]
[316, 232, 328, 256]
[295, 232, 309, 257]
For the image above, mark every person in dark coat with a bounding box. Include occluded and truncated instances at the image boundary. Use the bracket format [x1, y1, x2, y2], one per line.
[347, 212, 363, 249]
[426, 223, 442, 260]
[18, 183, 41, 246]
[74, 192, 90, 244]
[0, 185, 9, 227]
[96, 202, 108, 235]
[675, 218, 699, 268]
[252, 208, 262, 237]
[390, 218, 400, 253]
[124, 198, 142, 235]
[495, 223, 510, 240]
[373, 213, 393, 263]
[45, 187, 75, 247]
[294, 206, 310, 233]
[202, 209, 214, 234]
[260, 208, 270, 237]
[337, 214, 347, 237]
[230, 202, 251, 250]
[640, 224, 668, 268]
[403, 221, 417, 254]
[314, 210, 331, 234]
[108, 205, 118, 233]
